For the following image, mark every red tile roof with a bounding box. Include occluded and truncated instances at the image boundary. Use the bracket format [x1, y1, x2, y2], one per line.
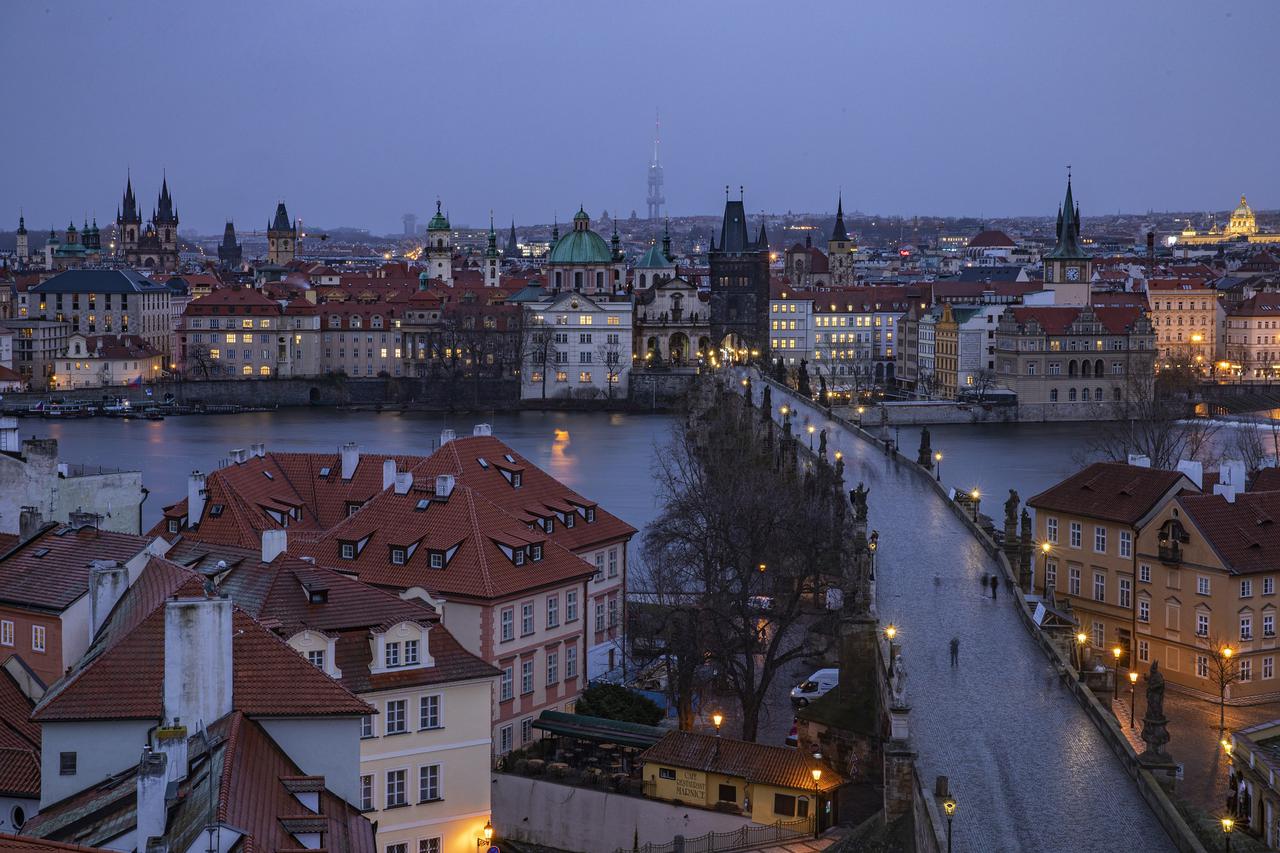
[0, 659, 40, 799]
[639, 731, 844, 792]
[184, 287, 281, 316]
[0, 525, 150, 612]
[1230, 292, 1280, 318]
[967, 229, 1015, 249]
[1008, 306, 1146, 336]
[0, 836, 114, 852]
[1029, 463, 1191, 525]
[1178, 491, 1280, 575]
[32, 557, 372, 722]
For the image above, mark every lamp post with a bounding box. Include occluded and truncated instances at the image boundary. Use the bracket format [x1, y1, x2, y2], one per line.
[807, 423, 816, 449]
[1075, 632, 1088, 678]
[1221, 816, 1233, 852]
[1112, 646, 1123, 706]
[969, 489, 980, 522]
[478, 819, 494, 849]
[712, 712, 723, 737]
[1040, 542, 1051, 596]
[943, 797, 956, 853]
[934, 451, 943, 482]
[811, 767, 822, 838]
[1129, 670, 1139, 728]
[1219, 645, 1234, 738]
[884, 624, 897, 641]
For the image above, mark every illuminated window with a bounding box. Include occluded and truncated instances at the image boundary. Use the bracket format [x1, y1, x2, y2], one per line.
[579, 315, 593, 325]
[259, 365, 270, 376]
[241, 319, 253, 329]
[607, 315, 620, 325]
[242, 365, 252, 375]
[209, 349, 221, 359]
[225, 333, 236, 343]
[579, 371, 592, 383]
[556, 371, 568, 383]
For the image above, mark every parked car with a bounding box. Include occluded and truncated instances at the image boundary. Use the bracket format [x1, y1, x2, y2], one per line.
[789, 668, 838, 707]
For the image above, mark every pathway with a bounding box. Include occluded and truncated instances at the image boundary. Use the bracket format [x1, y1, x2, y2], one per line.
[738, 370, 1177, 853]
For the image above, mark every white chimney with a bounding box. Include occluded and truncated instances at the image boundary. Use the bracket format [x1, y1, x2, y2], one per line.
[395, 471, 413, 495]
[1215, 459, 1246, 504]
[155, 721, 188, 785]
[136, 748, 168, 847]
[1176, 459, 1204, 490]
[435, 474, 455, 499]
[1127, 454, 1152, 468]
[473, 423, 493, 437]
[440, 428, 456, 446]
[163, 598, 233, 731]
[382, 459, 397, 491]
[229, 448, 247, 464]
[340, 443, 360, 480]
[89, 560, 129, 637]
[187, 472, 206, 526]
[262, 529, 288, 563]
[251, 442, 266, 458]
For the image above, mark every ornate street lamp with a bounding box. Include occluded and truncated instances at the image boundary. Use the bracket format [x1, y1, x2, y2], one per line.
[1221, 816, 1233, 852]
[934, 451, 943, 481]
[1128, 671, 1139, 728]
[478, 819, 494, 848]
[712, 712, 723, 736]
[943, 797, 957, 853]
[811, 767, 823, 838]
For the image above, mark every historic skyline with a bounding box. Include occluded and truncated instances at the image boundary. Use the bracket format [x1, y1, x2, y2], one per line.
[3, 0, 1277, 232]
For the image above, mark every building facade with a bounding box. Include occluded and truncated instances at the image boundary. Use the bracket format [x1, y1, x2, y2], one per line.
[29, 269, 172, 356]
[709, 196, 770, 357]
[177, 287, 320, 378]
[521, 291, 632, 400]
[1148, 278, 1225, 370]
[1226, 293, 1280, 380]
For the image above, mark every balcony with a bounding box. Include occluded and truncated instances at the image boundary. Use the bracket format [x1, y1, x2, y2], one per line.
[1157, 541, 1183, 564]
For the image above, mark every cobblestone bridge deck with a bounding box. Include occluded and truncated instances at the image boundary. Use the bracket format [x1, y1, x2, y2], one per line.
[741, 373, 1177, 853]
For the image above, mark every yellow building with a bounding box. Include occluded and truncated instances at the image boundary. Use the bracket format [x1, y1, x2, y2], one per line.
[934, 303, 959, 400]
[638, 731, 843, 833]
[1177, 195, 1280, 246]
[1227, 719, 1280, 848]
[1147, 278, 1225, 368]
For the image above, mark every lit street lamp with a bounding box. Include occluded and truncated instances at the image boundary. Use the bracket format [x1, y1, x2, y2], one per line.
[811, 767, 822, 838]
[1075, 632, 1088, 678]
[1112, 646, 1123, 705]
[969, 489, 980, 521]
[807, 424, 816, 449]
[478, 819, 494, 848]
[943, 797, 956, 853]
[934, 451, 943, 482]
[1040, 542, 1051, 596]
[1221, 816, 1234, 852]
[884, 624, 897, 641]
[712, 712, 723, 736]
[1128, 671, 1138, 728]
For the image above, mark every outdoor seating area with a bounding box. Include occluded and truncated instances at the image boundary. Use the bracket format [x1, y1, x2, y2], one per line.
[496, 711, 668, 796]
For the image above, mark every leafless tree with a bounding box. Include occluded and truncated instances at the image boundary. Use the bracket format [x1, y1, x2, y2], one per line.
[638, 380, 845, 740]
[1079, 372, 1202, 470]
[970, 368, 999, 402]
[1208, 638, 1244, 738]
[596, 336, 626, 401]
[1232, 418, 1270, 476]
[916, 369, 936, 401]
[184, 342, 215, 380]
[523, 313, 559, 400]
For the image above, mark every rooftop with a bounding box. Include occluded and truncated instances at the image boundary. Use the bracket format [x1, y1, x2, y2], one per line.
[1029, 462, 1191, 525]
[639, 730, 844, 792]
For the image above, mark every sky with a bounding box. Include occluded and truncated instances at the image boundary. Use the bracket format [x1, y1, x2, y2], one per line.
[3, 0, 1277, 234]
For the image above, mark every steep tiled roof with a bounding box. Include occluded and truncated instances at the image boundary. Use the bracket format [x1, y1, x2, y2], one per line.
[32, 557, 371, 722]
[1229, 292, 1280, 318]
[1029, 463, 1191, 525]
[1178, 491, 1280, 575]
[967, 229, 1015, 249]
[0, 525, 150, 611]
[23, 712, 374, 853]
[1008, 306, 1146, 336]
[639, 731, 843, 792]
[183, 287, 281, 316]
[1250, 468, 1280, 493]
[0, 660, 40, 798]
[32, 269, 168, 295]
[0, 836, 114, 852]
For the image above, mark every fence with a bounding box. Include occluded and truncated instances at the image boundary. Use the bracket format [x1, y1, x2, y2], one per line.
[611, 818, 811, 853]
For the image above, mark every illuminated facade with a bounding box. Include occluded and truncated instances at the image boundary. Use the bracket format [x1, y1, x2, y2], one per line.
[1226, 293, 1280, 380]
[1177, 195, 1280, 246]
[1148, 278, 1224, 368]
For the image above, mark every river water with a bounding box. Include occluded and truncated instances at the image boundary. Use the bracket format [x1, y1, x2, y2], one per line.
[25, 410, 1132, 529]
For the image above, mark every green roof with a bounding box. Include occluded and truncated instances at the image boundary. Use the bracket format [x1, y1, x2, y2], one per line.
[532, 710, 667, 749]
[636, 242, 672, 269]
[548, 228, 613, 265]
[427, 200, 450, 232]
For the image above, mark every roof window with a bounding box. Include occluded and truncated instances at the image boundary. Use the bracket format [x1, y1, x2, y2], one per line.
[319, 467, 331, 477]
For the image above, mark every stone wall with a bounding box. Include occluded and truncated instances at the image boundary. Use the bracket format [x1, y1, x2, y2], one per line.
[851, 399, 1130, 426]
[628, 368, 700, 411]
[492, 772, 755, 852]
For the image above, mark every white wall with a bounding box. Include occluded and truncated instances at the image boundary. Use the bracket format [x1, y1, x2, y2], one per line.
[40, 720, 154, 806]
[0, 794, 37, 834]
[259, 716, 362, 805]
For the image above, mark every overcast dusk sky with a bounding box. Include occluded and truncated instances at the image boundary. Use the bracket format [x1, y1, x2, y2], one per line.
[3, 0, 1277, 234]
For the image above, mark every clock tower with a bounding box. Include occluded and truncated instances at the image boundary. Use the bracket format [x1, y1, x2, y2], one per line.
[1042, 174, 1091, 305]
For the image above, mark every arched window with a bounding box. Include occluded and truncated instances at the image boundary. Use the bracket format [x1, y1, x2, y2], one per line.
[260, 365, 271, 376]
[1068, 360, 1078, 377]
[1113, 387, 1122, 402]
[1095, 359, 1104, 376]
[574, 271, 583, 290]
[1082, 387, 1091, 401]
[1050, 388, 1058, 402]
[555, 271, 562, 289]
[595, 271, 604, 290]
[1081, 360, 1092, 378]
[1069, 388, 1077, 401]
[242, 365, 252, 375]
[1096, 387, 1103, 401]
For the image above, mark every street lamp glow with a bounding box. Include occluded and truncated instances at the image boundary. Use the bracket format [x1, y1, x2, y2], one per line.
[807, 425, 815, 435]
[811, 767, 822, 783]
[482, 819, 494, 841]
[1223, 646, 1234, 659]
[1221, 817, 1233, 833]
[970, 488, 980, 500]
[935, 452, 943, 462]
[834, 451, 843, 461]
[1076, 632, 1087, 645]
[780, 405, 789, 416]
[943, 797, 956, 816]
[1221, 738, 1232, 754]
[884, 624, 897, 640]
[1041, 542, 1051, 554]
[1129, 671, 1138, 685]
[1112, 646, 1122, 663]
[712, 712, 723, 731]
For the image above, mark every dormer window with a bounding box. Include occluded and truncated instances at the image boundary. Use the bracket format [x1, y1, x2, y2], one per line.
[512, 472, 522, 488]
[532, 544, 543, 561]
[429, 551, 444, 569]
[565, 513, 575, 529]
[341, 542, 355, 560]
[514, 549, 526, 566]
[167, 519, 180, 534]
[543, 518, 554, 534]
[309, 588, 328, 604]
[346, 502, 362, 517]
[415, 499, 429, 511]
[385, 641, 401, 667]
[404, 639, 419, 665]
[390, 547, 406, 565]
[586, 507, 596, 523]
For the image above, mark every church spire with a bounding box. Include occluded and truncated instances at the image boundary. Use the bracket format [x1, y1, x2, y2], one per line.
[830, 194, 849, 243]
[1045, 170, 1088, 261]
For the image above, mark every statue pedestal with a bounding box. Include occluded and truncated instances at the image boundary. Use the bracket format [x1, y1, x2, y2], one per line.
[1138, 750, 1179, 793]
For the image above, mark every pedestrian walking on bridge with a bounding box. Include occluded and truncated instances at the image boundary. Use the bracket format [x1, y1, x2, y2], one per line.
[949, 637, 960, 667]
[989, 574, 999, 600]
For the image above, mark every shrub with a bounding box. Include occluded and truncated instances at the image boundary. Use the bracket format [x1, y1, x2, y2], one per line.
[574, 683, 663, 726]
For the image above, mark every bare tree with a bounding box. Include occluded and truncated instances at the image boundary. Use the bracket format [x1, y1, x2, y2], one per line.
[522, 313, 559, 400]
[1232, 418, 1269, 476]
[640, 379, 846, 740]
[184, 342, 215, 380]
[1081, 372, 1201, 470]
[970, 368, 999, 402]
[1208, 639, 1244, 738]
[916, 369, 936, 401]
[597, 335, 626, 401]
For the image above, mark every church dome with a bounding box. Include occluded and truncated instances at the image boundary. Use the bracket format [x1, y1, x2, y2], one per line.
[548, 208, 612, 264]
[1235, 195, 1254, 218]
[636, 242, 672, 269]
[427, 200, 450, 232]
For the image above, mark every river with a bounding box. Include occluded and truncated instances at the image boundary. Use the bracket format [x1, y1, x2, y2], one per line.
[25, 410, 1143, 531]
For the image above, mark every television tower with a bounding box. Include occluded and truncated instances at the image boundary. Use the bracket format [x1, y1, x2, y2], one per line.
[646, 110, 665, 221]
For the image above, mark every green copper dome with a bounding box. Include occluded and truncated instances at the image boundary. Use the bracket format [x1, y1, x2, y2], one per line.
[427, 199, 450, 232]
[636, 242, 671, 269]
[548, 208, 612, 264]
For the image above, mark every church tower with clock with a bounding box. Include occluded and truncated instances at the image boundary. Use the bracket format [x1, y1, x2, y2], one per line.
[1042, 173, 1091, 305]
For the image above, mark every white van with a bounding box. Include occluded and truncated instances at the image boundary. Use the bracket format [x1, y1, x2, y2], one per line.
[790, 668, 838, 707]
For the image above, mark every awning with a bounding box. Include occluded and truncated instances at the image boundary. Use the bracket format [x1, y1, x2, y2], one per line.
[532, 711, 667, 750]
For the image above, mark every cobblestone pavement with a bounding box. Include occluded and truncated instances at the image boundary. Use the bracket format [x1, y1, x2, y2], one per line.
[1115, 687, 1280, 814]
[745, 373, 1177, 853]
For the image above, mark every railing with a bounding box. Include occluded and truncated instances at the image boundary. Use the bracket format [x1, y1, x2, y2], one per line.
[1158, 542, 1183, 564]
[611, 819, 811, 853]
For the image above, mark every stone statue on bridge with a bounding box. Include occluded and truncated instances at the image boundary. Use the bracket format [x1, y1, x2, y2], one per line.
[1139, 661, 1174, 769]
[891, 651, 908, 707]
[850, 483, 870, 523]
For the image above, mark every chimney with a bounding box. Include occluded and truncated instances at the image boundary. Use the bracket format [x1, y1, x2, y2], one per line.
[1176, 459, 1204, 490]
[155, 720, 188, 785]
[89, 560, 129, 636]
[439, 428, 455, 446]
[229, 448, 247, 464]
[261, 529, 287, 563]
[187, 472, 207, 526]
[382, 459, 396, 491]
[394, 471, 413, 495]
[435, 474, 455, 499]
[1127, 454, 1152, 468]
[340, 443, 360, 480]
[1215, 459, 1246, 504]
[163, 598, 233, 731]
[473, 423, 493, 437]
[136, 748, 168, 847]
[68, 510, 101, 531]
[250, 442, 266, 458]
[18, 506, 43, 543]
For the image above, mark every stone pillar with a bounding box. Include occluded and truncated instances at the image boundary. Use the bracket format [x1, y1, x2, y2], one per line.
[1019, 508, 1033, 590]
[883, 739, 917, 821]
